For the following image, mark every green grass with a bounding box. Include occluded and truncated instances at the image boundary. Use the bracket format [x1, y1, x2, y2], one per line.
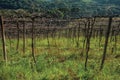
[0, 36, 120, 80]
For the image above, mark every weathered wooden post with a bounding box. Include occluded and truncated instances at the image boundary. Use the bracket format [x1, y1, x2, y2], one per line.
[16, 21, 20, 51]
[31, 17, 36, 63]
[0, 16, 7, 62]
[23, 21, 26, 54]
[46, 21, 50, 48]
[100, 17, 112, 70]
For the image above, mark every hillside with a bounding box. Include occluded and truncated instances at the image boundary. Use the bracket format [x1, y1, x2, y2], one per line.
[0, 0, 120, 18]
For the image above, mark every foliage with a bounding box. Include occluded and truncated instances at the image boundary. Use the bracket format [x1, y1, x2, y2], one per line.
[0, 0, 120, 18]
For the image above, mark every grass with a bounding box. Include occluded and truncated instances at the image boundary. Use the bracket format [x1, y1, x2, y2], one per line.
[0, 36, 120, 80]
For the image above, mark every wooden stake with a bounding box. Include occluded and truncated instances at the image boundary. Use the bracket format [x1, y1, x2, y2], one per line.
[16, 21, 20, 51]
[0, 16, 7, 62]
[31, 18, 36, 63]
[100, 17, 112, 70]
[23, 21, 26, 54]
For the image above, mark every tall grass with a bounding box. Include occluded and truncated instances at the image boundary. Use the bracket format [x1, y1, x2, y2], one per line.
[0, 37, 120, 80]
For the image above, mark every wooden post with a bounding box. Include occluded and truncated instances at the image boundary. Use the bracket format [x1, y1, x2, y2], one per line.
[31, 17, 36, 63]
[0, 16, 7, 62]
[16, 21, 20, 51]
[23, 21, 26, 54]
[46, 21, 50, 48]
[100, 17, 112, 70]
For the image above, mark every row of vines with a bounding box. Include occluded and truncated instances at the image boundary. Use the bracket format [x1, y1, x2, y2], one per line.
[0, 16, 120, 71]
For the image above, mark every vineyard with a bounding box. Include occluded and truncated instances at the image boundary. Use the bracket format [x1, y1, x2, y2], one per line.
[0, 16, 120, 80]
